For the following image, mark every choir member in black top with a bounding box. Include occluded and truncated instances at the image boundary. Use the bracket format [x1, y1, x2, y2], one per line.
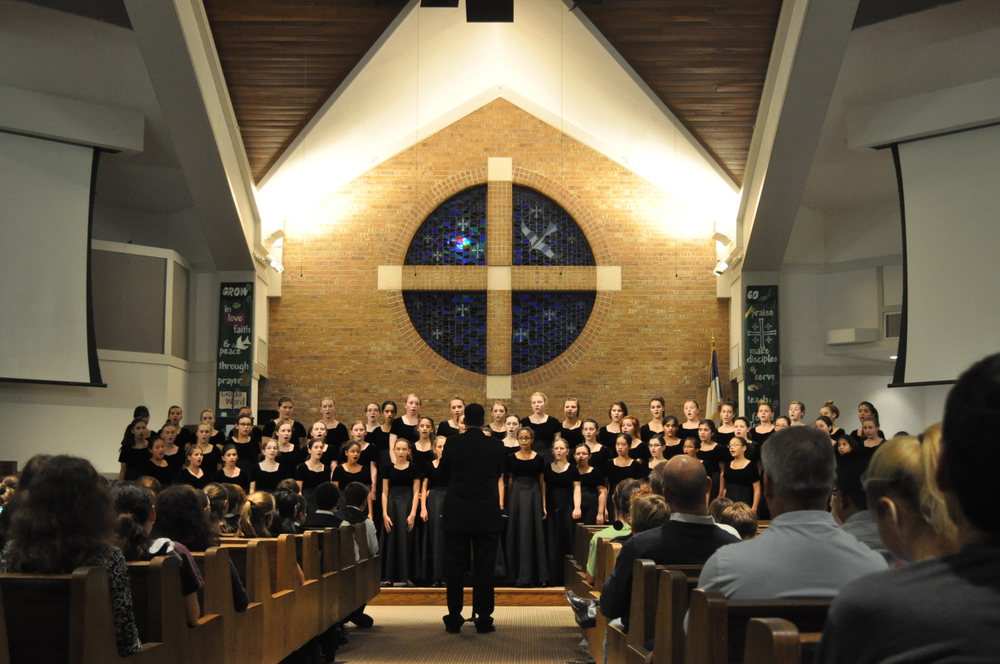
[820, 400, 846, 440]
[544, 439, 574, 585]
[602, 434, 646, 520]
[501, 414, 521, 452]
[733, 417, 759, 461]
[272, 420, 305, 476]
[721, 436, 760, 513]
[571, 443, 606, 525]
[160, 405, 195, 450]
[520, 392, 562, 455]
[787, 400, 806, 427]
[598, 402, 626, 448]
[560, 398, 584, 448]
[679, 400, 701, 440]
[582, 418, 611, 469]
[504, 427, 548, 587]
[295, 438, 331, 516]
[333, 440, 374, 517]
[641, 397, 666, 443]
[380, 438, 423, 586]
[318, 397, 350, 454]
[261, 397, 308, 446]
[159, 423, 185, 476]
[750, 402, 776, 447]
[696, 419, 726, 501]
[137, 437, 174, 487]
[774, 415, 791, 430]
[412, 417, 437, 468]
[193, 422, 222, 475]
[661, 416, 683, 458]
[118, 417, 151, 481]
[368, 400, 396, 468]
[227, 415, 260, 470]
[487, 401, 509, 438]
[175, 443, 211, 490]
[364, 402, 381, 435]
[815, 416, 836, 440]
[859, 418, 886, 458]
[389, 394, 422, 446]
[715, 401, 737, 448]
[621, 415, 650, 464]
[647, 434, 668, 471]
[419, 436, 448, 586]
[251, 439, 289, 493]
[199, 409, 226, 449]
[214, 443, 251, 493]
[849, 401, 885, 443]
[437, 397, 464, 438]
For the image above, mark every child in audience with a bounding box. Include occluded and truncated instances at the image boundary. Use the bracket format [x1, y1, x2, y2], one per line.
[721, 502, 759, 540]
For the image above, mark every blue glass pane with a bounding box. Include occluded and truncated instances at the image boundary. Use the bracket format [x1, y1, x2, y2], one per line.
[512, 186, 595, 267]
[511, 291, 596, 375]
[403, 292, 487, 374]
[405, 185, 487, 266]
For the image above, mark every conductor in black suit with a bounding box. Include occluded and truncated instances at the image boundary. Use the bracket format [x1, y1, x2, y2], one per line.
[440, 402, 506, 633]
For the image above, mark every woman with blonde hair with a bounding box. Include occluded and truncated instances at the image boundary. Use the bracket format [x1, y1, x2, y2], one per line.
[237, 491, 277, 538]
[862, 424, 959, 563]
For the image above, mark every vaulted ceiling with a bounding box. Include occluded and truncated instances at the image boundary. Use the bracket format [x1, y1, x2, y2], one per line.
[203, 0, 783, 187]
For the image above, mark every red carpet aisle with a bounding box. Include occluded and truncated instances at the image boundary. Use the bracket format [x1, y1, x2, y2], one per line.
[335, 605, 588, 663]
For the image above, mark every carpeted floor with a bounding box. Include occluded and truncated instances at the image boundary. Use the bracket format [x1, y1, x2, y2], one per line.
[335, 605, 591, 663]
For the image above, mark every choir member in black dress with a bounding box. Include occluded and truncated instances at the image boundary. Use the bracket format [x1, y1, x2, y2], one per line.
[487, 401, 509, 438]
[390, 394, 422, 447]
[413, 417, 437, 468]
[750, 402, 776, 447]
[598, 402, 626, 448]
[380, 438, 422, 586]
[437, 398, 464, 438]
[696, 419, 726, 501]
[647, 434, 667, 471]
[815, 416, 835, 440]
[679, 400, 701, 440]
[621, 415, 650, 464]
[641, 397, 666, 443]
[333, 440, 374, 518]
[661, 416, 683, 458]
[716, 401, 737, 448]
[602, 434, 646, 520]
[850, 401, 885, 443]
[159, 423, 185, 476]
[733, 417, 759, 461]
[214, 444, 251, 493]
[774, 415, 791, 430]
[721, 437, 760, 513]
[192, 422, 223, 475]
[133, 405, 150, 425]
[560, 398, 584, 448]
[296, 438, 331, 516]
[161, 405, 195, 450]
[520, 392, 562, 455]
[501, 414, 521, 452]
[571, 443, 606, 525]
[581, 418, 611, 469]
[544, 439, 574, 585]
[835, 433, 861, 460]
[369, 401, 396, 468]
[318, 397, 350, 454]
[118, 417, 151, 481]
[137, 437, 174, 487]
[420, 436, 448, 586]
[820, 400, 846, 439]
[176, 443, 211, 490]
[273, 420, 306, 476]
[364, 402, 381, 435]
[199, 409, 226, 449]
[228, 415, 260, 470]
[860, 418, 886, 457]
[261, 397, 308, 446]
[788, 400, 806, 426]
[504, 427, 548, 587]
[251, 440, 289, 493]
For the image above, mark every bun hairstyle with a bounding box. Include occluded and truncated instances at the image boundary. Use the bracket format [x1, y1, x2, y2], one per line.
[823, 400, 840, 418]
[237, 491, 277, 538]
[110, 481, 154, 561]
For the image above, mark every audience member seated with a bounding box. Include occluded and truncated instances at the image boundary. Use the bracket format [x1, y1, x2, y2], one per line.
[272, 487, 306, 535]
[601, 456, 740, 632]
[237, 491, 277, 538]
[697, 426, 887, 600]
[222, 482, 245, 533]
[818, 353, 1000, 662]
[334, 481, 378, 630]
[153, 485, 249, 613]
[584, 478, 649, 580]
[303, 482, 343, 529]
[720, 502, 758, 540]
[111, 481, 203, 626]
[0, 456, 142, 656]
[831, 455, 896, 565]
[628, 493, 670, 534]
[204, 482, 231, 534]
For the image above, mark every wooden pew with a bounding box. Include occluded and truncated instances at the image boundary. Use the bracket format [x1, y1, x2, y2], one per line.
[313, 528, 343, 630]
[0, 587, 9, 664]
[278, 534, 321, 651]
[127, 555, 225, 664]
[0, 566, 165, 664]
[686, 590, 831, 664]
[743, 618, 822, 664]
[648, 568, 700, 664]
[335, 526, 357, 622]
[586, 537, 622, 662]
[566, 524, 604, 595]
[352, 523, 380, 604]
[191, 547, 264, 664]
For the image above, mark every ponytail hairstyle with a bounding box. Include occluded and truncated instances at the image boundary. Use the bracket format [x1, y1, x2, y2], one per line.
[204, 483, 230, 533]
[110, 481, 154, 561]
[237, 491, 276, 538]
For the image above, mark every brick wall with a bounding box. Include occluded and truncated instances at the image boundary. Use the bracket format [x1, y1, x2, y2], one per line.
[262, 99, 730, 427]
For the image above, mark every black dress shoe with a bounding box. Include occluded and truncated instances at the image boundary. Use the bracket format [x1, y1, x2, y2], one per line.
[350, 612, 374, 628]
[475, 618, 495, 633]
[443, 615, 464, 633]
